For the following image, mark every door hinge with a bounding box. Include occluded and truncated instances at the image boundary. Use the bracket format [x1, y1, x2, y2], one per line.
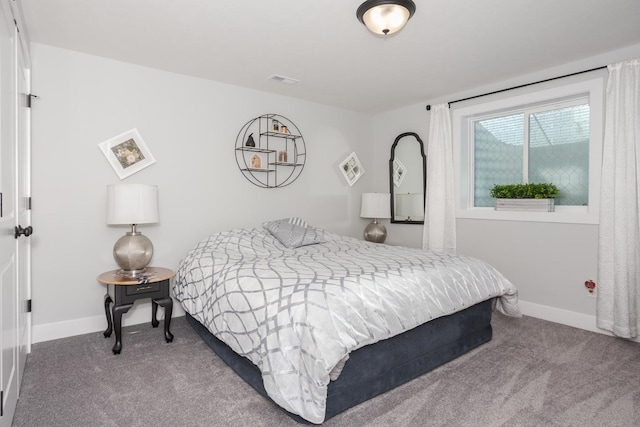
[1, 389, 3, 416]
[27, 299, 32, 313]
[0, 192, 2, 217]
[27, 196, 32, 210]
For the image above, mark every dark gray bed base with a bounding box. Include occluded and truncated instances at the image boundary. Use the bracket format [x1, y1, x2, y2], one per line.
[186, 298, 493, 424]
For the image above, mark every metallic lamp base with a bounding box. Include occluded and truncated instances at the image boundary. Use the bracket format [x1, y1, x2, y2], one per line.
[364, 220, 387, 243]
[113, 231, 154, 278]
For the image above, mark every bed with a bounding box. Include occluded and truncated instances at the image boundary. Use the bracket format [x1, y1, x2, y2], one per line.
[174, 218, 520, 424]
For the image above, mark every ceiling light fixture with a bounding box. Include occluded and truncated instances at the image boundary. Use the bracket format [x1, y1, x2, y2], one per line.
[356, 0, 416, 36]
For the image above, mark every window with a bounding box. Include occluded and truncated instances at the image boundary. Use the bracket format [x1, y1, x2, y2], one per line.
[473, 99, 590, 207]
[453, 77, 604, 224]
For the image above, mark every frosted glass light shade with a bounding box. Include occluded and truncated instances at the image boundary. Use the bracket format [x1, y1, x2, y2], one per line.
[361, 193, 391, 219]
[107, 184, 159, 225]
[357, 0, 416, 36]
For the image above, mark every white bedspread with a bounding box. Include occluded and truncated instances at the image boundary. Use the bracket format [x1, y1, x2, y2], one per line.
[174, 228, 520, 423]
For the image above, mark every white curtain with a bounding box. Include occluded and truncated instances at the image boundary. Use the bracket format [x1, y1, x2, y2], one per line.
[423, 103, 456, 252]
[597, 58, 640, 338]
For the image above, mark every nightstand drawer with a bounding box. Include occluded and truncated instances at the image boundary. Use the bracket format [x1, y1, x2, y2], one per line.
[112, 278, 169, 304]
[125, 282, 161, 296]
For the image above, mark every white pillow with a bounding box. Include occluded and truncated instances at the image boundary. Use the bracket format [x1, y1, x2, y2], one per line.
[286, 217, 308, 228]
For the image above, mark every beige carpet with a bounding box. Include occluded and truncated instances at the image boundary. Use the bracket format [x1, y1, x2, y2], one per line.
[12, 312, 640, 426]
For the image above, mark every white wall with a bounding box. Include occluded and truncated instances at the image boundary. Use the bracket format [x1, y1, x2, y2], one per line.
[371, 44, 640, 334]
[30, 43, 374, 342]
[369, 103, 430, 247]
[31, 41, 640, 342]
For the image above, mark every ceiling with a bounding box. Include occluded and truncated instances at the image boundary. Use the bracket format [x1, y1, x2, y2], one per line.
[18, 0, 640, 114]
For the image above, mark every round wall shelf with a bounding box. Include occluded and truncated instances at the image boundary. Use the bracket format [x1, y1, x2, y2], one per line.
[235, 114, 306, 188]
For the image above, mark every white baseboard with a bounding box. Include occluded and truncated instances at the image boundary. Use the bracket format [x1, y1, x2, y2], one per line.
[33, 299, 639, 344]
[518, 299, 640, 343]
[32, 303, 186, 344]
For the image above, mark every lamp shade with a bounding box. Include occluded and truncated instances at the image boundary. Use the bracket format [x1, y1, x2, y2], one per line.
[356, 0, 416, 36]
[107, 184, 159, 225]
[396, 193, 423, 219]
[360, 193, 391, 219]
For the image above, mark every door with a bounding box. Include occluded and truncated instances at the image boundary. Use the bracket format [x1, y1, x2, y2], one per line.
[0, 0, 18, 424]
[0, 0, 30, 424]
[15, 16, 31, 384]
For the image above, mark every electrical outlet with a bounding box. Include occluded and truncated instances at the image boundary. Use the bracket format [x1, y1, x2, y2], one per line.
[584, 279, 596, 297]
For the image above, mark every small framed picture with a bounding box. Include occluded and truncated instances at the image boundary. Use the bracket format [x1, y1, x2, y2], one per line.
[98, 128, 156, 179]
[338, 152, 365, 186]
[250, 153, 262, 169]
[393, 159, 407, 187]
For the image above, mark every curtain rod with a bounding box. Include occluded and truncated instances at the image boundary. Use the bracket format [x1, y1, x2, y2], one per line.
[425, 65, 607, 111]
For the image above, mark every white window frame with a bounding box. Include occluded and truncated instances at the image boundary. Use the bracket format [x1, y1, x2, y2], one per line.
[452, 77, 604, 224]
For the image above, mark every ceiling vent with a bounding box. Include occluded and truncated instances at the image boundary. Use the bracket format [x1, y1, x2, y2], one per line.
[267, 74, 299, 85]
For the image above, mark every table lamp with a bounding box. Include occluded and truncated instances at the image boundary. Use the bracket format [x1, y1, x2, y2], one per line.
[396, 193, 423, 221]
[107, 184, 159, 278]
[360, 192, 391, 243]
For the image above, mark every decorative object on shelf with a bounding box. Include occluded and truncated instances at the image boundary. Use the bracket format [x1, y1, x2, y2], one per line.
[360, 193, 391, 243]
[490, 183, 559, 212]
[396, 193, 423, 221]
[250, 154, 262, 169]
[245, 133, 256, 147]
[356, 0, 416, 36]
[235, 114, 306, 188]
[392, 158, 407, 187]
[339, 152, 365, 186]
[106, 183, 159, 278]
[98, 128, 156, 179]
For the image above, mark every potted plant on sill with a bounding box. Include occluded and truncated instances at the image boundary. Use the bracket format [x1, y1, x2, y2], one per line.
[489, 183, 560, 212]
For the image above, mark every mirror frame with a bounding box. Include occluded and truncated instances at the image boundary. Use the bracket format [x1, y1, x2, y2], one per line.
[389, 132, 426, 224]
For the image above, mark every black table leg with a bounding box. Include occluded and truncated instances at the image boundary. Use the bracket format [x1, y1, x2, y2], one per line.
[151, 299, 159, 328]
[103, 294, 113, 338]
[153, 297, 174, 343]
[112, 303, 133, 355]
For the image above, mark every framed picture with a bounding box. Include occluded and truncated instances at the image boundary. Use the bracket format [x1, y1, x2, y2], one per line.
[98, 128, 156, 179]
[250, 153, 262, 169]
[338, 152, 365, 186]
[392, 158, 407, 187]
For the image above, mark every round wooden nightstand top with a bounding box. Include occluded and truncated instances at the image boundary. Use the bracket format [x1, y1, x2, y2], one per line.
[97, 267, 175, 286]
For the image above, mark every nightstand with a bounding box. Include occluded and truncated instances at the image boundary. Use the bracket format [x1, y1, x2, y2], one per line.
[98, 266, 175, 354]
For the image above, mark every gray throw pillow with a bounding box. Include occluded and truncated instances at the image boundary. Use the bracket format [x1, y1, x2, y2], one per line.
[264, 219, 324, 248]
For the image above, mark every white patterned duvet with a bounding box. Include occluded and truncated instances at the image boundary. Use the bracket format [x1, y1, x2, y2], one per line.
[174, 227, 520, 423]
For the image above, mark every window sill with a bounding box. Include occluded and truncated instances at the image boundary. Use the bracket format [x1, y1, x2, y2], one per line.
[456, 208, 599, 225]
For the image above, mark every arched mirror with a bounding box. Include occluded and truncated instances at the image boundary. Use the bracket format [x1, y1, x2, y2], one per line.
[389, 132, 426, 224]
